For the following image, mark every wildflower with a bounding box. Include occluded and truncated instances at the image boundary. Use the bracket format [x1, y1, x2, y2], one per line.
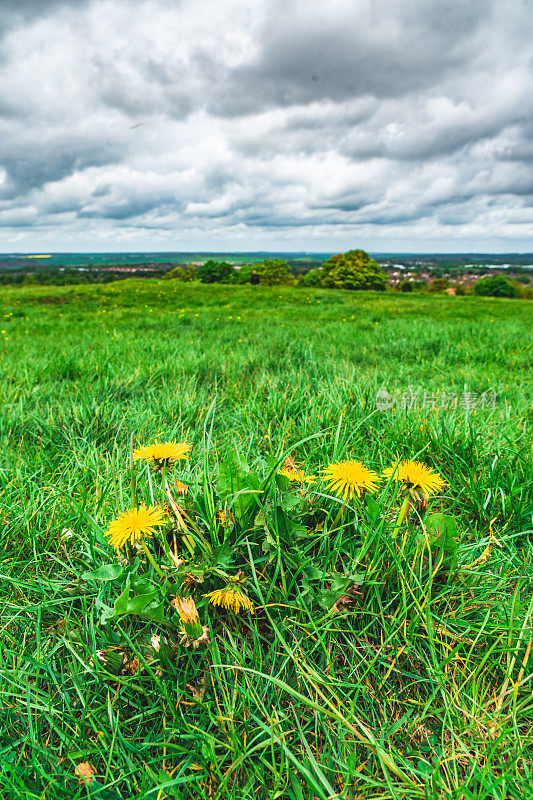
[133, 441, 191, 470]
[105, 504, 166, 549]
[174, 480, 189, 496]
[278, 456, 316, 484]
[205, 587, 255, 614]
[322, 460, 381, 500]
[383, 459, 445, 509]
[171, 596, 209, 648]
[205, 571, 255, 614]
[171, 596, 203, 639]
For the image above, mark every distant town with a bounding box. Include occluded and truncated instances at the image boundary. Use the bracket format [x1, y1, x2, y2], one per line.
[0, 251, 531, 292]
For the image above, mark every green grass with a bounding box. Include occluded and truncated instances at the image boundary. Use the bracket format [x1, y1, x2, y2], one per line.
[1, 281, 532, 799]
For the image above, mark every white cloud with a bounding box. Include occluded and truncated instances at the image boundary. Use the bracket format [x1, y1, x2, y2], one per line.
[0, 0, 531, 251]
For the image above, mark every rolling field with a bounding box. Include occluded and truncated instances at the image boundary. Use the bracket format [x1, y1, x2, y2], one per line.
[1, 281, 532, 799]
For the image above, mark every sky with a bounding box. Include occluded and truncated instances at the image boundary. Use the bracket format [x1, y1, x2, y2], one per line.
[0, 0, 532, 253]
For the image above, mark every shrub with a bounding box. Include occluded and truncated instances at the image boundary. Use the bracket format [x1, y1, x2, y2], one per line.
[400, 281, 413, 292]
[473, 275, 518, 298]
[197, 260, 236, 284]
[428, 278, 450, 293]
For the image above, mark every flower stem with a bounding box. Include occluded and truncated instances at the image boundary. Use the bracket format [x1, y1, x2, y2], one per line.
[391, 495, 410, 540]
[140, 539, 166, 580]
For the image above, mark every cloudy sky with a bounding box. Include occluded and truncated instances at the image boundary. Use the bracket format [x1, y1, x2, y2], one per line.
[0, 0, 532, 253]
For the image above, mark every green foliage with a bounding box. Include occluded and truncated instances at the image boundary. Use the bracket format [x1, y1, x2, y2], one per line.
[320, 249, 387, 291]
[455, 283, 467, 296]
[417, 512, 459, 571]
[258, 258, 292, 286]
[232, 263, 256, 284]
[427, 277, 450, 293]
[400, 280, 413, 292]
[297, 268, 322, 287]
[162, 265, 197, 281]
[474, 275, 519, 298]
[197, 259, 236, 283]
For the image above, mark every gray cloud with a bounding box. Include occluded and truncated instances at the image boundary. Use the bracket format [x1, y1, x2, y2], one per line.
[0, 0, 531, 250]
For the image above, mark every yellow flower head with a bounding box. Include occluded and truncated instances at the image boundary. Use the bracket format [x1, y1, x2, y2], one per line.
[322, 460, 381, 500]
[106, 504, 167, 549]
[171, 596, 203, 639]
[133, 441, 192, 468]
[205, 587, 254, 615]
[383, 460, 446, 498]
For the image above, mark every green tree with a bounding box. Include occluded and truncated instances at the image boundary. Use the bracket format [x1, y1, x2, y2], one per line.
[473, 275, 518, 298]
[258, 259, 292, 286]
[400, 281, 413, 292]
[197, 260, 235, 284]
[319, 249, 387, 291]
[163, 265, 197, 281]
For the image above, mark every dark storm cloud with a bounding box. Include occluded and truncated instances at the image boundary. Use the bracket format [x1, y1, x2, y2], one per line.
[0, 0, 531, 249]
[0, 136, 125, 198]
[207, 0, 495, 116]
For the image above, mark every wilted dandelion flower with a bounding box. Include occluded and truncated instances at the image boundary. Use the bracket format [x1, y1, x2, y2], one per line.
[278, 456, 316, 484]
[205, 587, 255, 614]
[174, 480, 189, 496]
[383, 459, 445, 509]
[106, 504, 166, 549]
[322, 460, 381, 500]
[217, 509, 235, 526]
[133, 441, 191, 470]
[95, 647, 126, 675]
[171, 596, 204, 640]
[205, 572, 254, 614]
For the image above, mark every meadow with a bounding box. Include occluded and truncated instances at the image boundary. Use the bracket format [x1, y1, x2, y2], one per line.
[1, 280, 532, 799]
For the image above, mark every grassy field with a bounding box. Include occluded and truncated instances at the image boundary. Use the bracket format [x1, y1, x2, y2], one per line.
[1, 281, 532, 799]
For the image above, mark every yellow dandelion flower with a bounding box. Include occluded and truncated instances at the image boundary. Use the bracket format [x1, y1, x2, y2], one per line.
[106, 504, 167, 549]
[382, 460, 446, 500]
[322, 460, 381, 500]
[133, 441, 191, 468]
[205, 587, 255, 614]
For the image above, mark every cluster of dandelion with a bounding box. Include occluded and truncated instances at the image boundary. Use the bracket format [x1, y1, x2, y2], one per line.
[102, 443, 446, 644]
